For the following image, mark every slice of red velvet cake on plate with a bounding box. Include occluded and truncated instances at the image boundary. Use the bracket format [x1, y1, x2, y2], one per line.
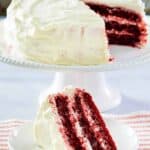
[83, 0, 148, 48]
[34, 87, 117, 150]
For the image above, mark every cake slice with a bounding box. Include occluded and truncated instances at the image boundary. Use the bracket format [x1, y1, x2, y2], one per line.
[83, 0, 148, 48]
[6, 0, 110, 65]
[34, 87, 117, 150]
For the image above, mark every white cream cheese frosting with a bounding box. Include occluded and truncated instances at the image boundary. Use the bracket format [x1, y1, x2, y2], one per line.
[34, 95, 67, 150]
[34, 87, 79, 150]
[6, 0, 109, 65]
[83, 0, 145, 15]
[34, 87, 67, 150]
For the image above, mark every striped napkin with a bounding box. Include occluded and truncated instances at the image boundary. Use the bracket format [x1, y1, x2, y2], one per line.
[0, 112, 149, 150]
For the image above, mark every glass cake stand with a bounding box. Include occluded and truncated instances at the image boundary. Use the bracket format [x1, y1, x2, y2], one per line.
[0, 19, 150, 111]
[0, 17, 150, 149]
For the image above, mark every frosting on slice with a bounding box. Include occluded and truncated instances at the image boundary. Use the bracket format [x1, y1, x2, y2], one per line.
[34, 87, 117, 149]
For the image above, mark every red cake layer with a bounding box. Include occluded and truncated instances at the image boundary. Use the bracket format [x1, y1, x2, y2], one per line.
[106, 21, 141, 36]
[108, 33, 140, 47]
[74, 93, 102, 149]
[85, 2, 148, 47]
[55, 94, 85, 150]
[49, 89, 117, 150]
[85, 3, 142, 22]
[74, 89, 117, 150]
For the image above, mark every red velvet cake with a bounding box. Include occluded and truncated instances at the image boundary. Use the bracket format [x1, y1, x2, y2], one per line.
[34, 87, 117, 150]
[83, 0, 148, 48]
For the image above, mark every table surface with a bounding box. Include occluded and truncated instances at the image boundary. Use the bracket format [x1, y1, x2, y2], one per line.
[0, 62, 150, 120]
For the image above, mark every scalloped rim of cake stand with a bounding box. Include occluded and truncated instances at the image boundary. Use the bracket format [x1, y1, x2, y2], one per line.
[0, 46, 150, 72]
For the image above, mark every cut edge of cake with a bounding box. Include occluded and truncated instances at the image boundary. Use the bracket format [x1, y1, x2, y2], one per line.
[83, 0, 148, 48]
[34, 87, 117, 150]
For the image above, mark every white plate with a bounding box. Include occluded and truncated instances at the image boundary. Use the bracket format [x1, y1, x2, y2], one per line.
[0, 18, 150, 72]
[8, 118, 138, 150]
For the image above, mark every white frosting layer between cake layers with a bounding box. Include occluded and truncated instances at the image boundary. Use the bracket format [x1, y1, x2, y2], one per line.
[83, 0, 145, 15]
[6, 0, 109, 65]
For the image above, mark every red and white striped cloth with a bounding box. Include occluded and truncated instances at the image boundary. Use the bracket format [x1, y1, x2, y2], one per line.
[0, 112, 149, 150]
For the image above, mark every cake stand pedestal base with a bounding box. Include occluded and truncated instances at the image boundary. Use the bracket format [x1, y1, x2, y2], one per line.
[47, 72, 121, 112]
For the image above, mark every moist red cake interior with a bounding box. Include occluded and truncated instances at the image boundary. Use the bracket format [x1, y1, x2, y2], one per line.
[85, 3, 148, 48]
[49, 89, 117, 150]
[55, 95, 85, 150]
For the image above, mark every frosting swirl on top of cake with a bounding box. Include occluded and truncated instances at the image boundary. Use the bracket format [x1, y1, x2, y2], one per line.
[8, 0, 104, 28]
